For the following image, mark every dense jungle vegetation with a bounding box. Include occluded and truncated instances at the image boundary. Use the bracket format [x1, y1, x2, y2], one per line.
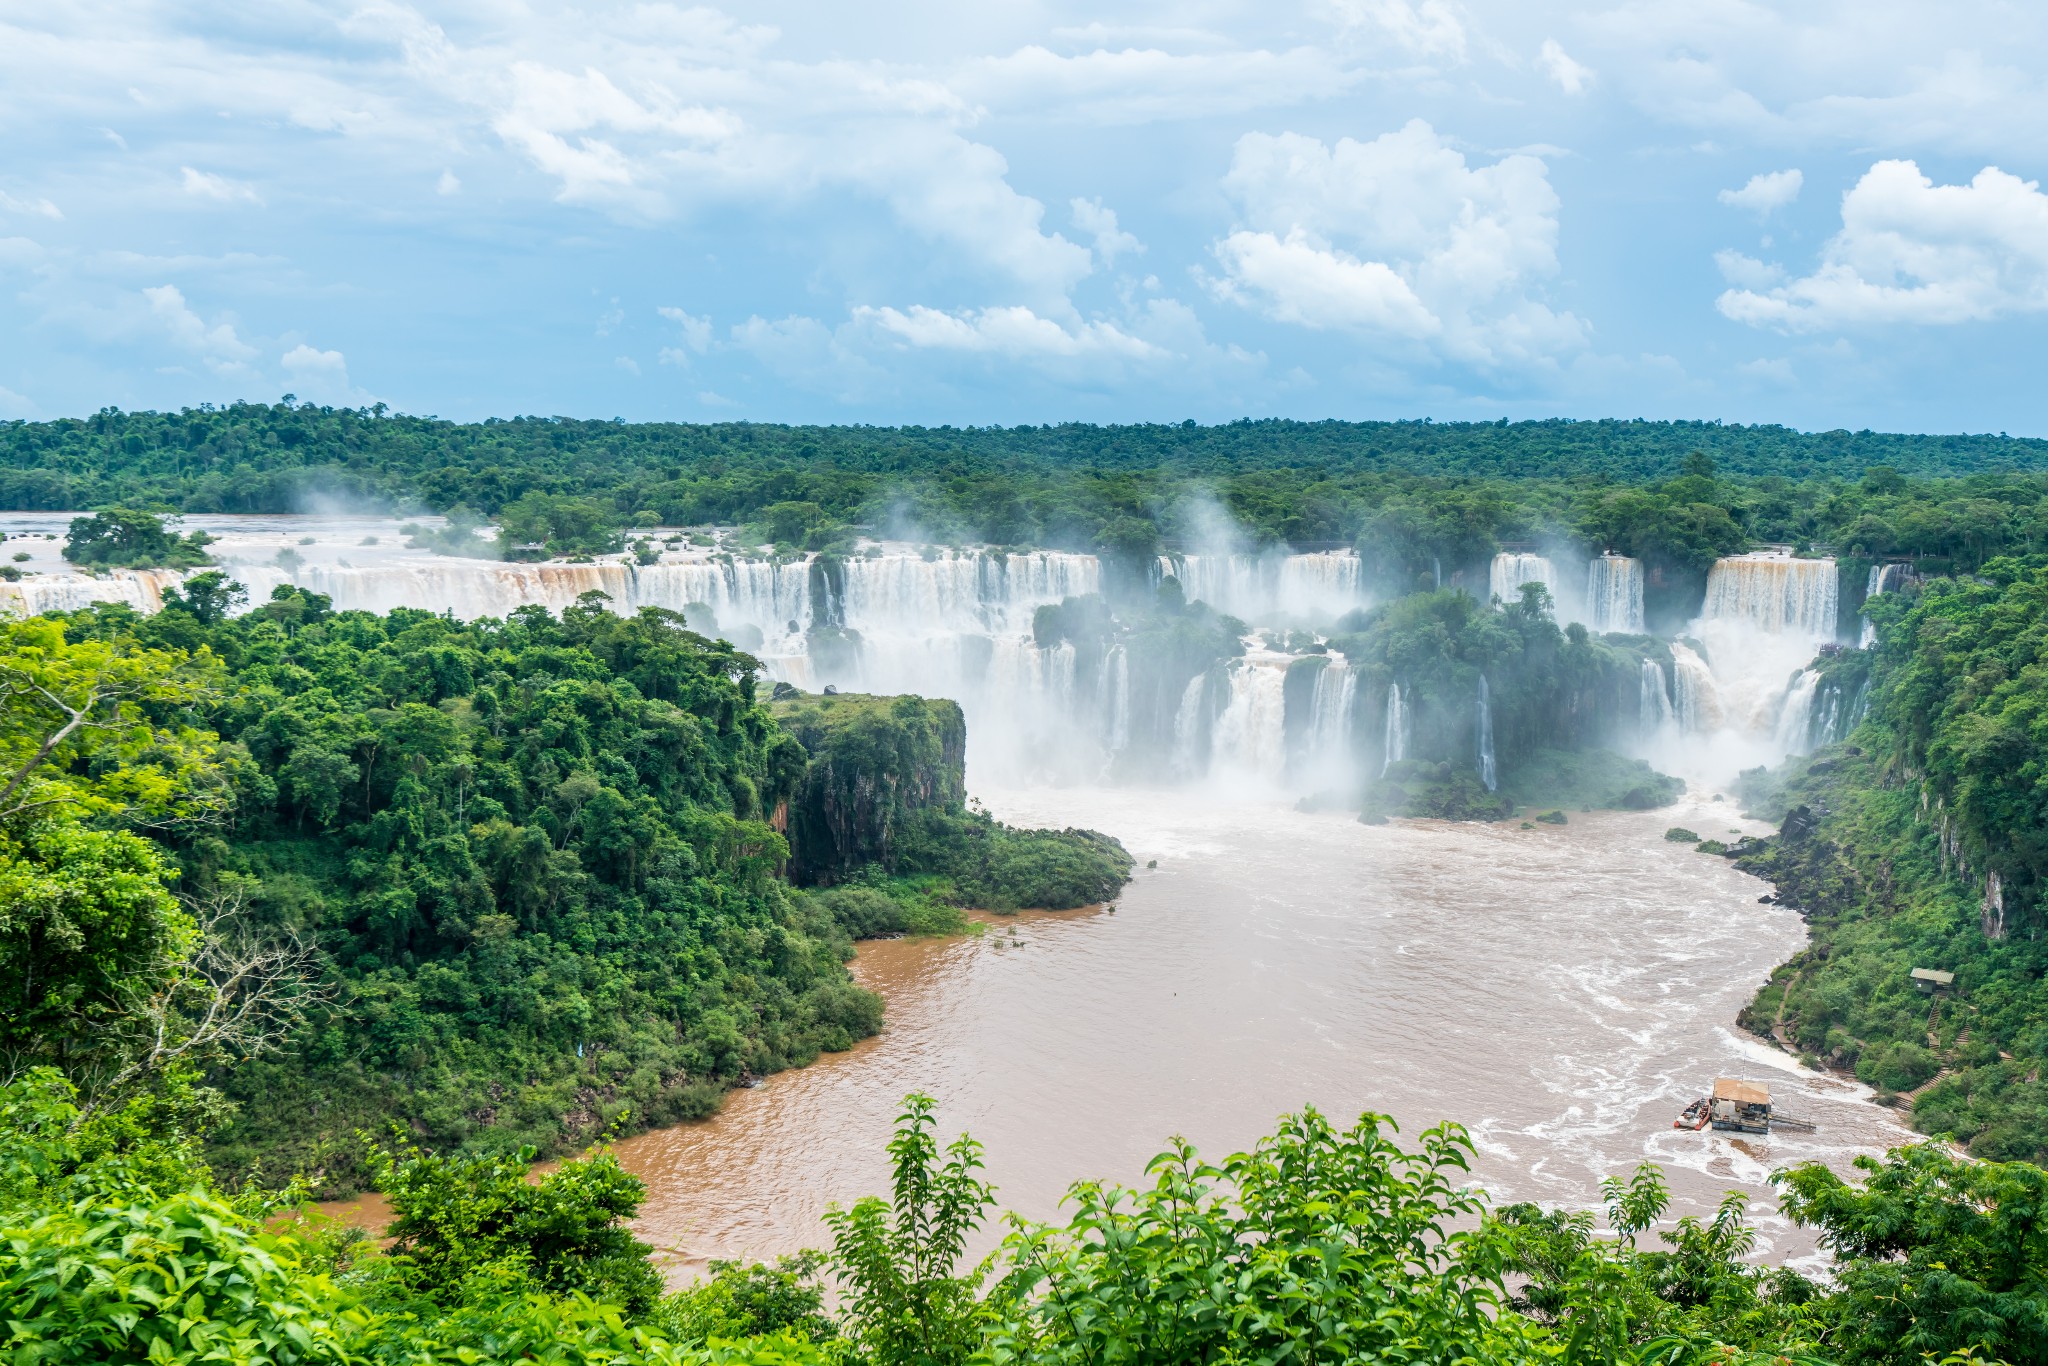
[7, 1066, 2045, 1365]
[1730, 555, 2048, 1166]
[2, 587, 1128, 1192]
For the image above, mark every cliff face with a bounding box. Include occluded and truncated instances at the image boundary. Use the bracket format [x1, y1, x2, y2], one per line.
[772, 693, 968, 883]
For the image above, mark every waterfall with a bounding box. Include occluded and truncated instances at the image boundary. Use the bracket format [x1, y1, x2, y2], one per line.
[1639, 658, 1674, 731]
[1173, 674, 1211, 776]
[1808, 674, 1869, 749]
[1860, 562, 1906, 648]
[0, 568, 183, 617]
[1210, 659, 1290, 781]
[1100, 644, 1130, 756]
[1701, 553, 1839, 639]
[1489, 553, 1554, 607]
[1585, 555, 1645, 634]
[838, 549, 1098, 634]
[1774, 670, 1822, 755]
[1156, 550, 1366, 620]
[1381, 683, 1408, 775]
[1476, 675, 1498, 792]
[1309, 659, 1358, 754]
[1669, 643, 1723, 731]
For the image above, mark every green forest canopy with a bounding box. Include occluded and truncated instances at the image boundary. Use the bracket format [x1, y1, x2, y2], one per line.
[5, 403, 2047, 539]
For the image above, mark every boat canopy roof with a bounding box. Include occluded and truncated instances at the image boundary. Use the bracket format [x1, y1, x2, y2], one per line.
[1712, 1077, 1771, 1106]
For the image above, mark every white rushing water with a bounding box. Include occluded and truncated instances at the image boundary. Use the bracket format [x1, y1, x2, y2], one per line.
[1586, 554, 1646, 634]
[1489, 552, 1556, 607]
[1476, 674, 1498, 791]
[1646, 553, 1842, 784]
[1859, 562, 1908, 648]
[1381, 682, 1408, 775]
[0, 514, 1850, 792]
[1159, 549, 1368, 622]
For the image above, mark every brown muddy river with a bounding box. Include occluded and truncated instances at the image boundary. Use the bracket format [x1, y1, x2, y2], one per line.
[600, 787, 1908, 1281]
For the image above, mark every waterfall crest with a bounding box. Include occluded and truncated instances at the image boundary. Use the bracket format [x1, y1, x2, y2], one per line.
[1860, 562, 1907, 647]
[1156, 550, 1366, 620]
[1489, 553, 1554, 607]
[1585, 555, 1645, 634]
[1702, 553, 1839, 639]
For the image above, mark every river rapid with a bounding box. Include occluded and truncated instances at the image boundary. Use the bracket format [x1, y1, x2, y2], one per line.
[609, 785, 1907, 1281]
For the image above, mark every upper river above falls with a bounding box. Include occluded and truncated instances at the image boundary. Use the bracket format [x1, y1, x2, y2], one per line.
[564, 785, 1908, 1282]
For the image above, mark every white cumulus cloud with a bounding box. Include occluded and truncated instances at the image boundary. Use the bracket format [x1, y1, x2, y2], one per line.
[144, 284, 257, 374]
[281, 343, 369, 403]
[1713, 249, 1784, 290]
[1718, 160, 2048, 330]
[1324, 1, 1468, 61]
[657, 306, 714, 364]
[180, 166, 262, 204]
[0, 190, 61, 220]
[1071, 198, 1142, 264]
[1539, 40, 1593, 95]
[1719, 169, 1803, 215]
[1208, 120, 1587, 368]
[855, 304, 1163, 360]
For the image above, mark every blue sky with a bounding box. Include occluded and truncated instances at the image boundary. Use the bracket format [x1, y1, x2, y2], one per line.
[5, 1, 2048, 432]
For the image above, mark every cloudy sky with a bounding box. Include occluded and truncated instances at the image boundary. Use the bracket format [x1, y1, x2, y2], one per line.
[4, 1, 2048, 431]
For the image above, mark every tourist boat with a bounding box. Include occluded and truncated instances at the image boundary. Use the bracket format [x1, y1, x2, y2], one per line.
[1674, 1098, 1711, 1130]
[1708, 1078, 1772, 1134]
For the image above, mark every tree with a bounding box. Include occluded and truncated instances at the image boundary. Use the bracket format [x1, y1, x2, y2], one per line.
[826, 1093, 996, 1366]
[79, 884, 329, 1118]
[62, 508, 212, 570]
[160, 569, 246, 624]
[372, 1137, 665, 1316]
[1776, 1144, 2048, 1364]
[0, 821, 190, 1087]
[0, 618, 227, 829]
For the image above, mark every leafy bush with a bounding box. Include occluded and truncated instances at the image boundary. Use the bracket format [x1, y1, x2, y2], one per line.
[650, 1252, 839, 1348]
[372, 1137, 665, 1315]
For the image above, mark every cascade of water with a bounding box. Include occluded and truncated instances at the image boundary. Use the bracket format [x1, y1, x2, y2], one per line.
[1701, 553, 1839, 638]
[1155, 551, 1366, 620]
[1859, 562, 1907, 648]
[0, 568, 183, 617]
[1173, 674, 1211, 776]
[1639, 658, 1674, 731]
[1669, 643, 1723, 732]
[1476, 675, 1498, 792]
[1489, 553, 1554, 606]
[1210, 659, 1290, 782]
[1585, 555, 1645, 634]
[1105, 643, 1138, 753]
[1309, 660, 1358, 754]
[1381, 683, 1408, 775]
[1773, 670, 1822, 755]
